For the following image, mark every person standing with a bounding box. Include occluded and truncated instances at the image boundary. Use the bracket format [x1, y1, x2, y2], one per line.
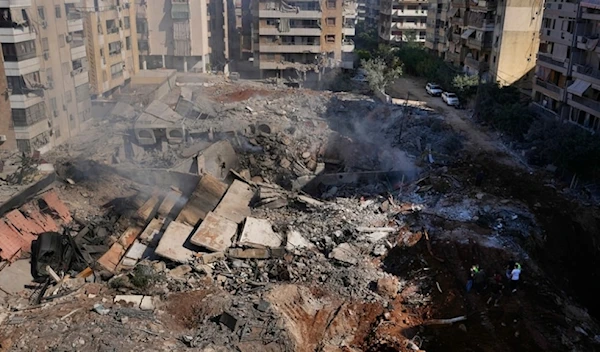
[509, 262, 522, 293]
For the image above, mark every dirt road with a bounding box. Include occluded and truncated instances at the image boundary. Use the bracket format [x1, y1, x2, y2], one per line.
[388, 76, 528, 170]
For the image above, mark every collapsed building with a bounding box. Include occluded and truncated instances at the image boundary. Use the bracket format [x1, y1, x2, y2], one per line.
[0, 79, 599, 351]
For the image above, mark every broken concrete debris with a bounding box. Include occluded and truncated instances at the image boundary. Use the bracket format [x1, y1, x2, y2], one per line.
[238, 217, 282, 249]
[154, 221, 195, 263]
[329, 243, 360, 265]
[190, 212, 237, 252]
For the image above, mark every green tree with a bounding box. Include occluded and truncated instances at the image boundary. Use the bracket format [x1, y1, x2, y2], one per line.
[452, 74, 479, 98]
[361, 57, 403, 92]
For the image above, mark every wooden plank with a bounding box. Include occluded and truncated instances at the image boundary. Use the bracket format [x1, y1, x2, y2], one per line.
[175, 174, 228, 226]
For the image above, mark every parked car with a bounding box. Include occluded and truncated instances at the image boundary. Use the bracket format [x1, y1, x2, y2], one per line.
[442, 92, 460, 106]
[426, 83, 443, 96]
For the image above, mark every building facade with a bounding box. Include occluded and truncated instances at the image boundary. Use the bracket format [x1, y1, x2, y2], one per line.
[0, 0, 92, 154]
[426, 0, 540, 88]
[0, 53, 15, 151]
[379, 0, 428, 44]
[80, 0, 139, 98]
[532, 0, 600, 132]
[136, 0, 226, 72]
[251, 0, 357, 78]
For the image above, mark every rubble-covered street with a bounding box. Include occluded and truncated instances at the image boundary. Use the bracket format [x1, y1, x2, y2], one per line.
[0, 76, 599, 352]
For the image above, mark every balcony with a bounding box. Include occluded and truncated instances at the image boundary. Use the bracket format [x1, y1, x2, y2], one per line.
[450, 16, 467, 27]
[573, 64, 600, 87]
[446, 51, 461, 64]
[259, 61, 312, 70]
[393, 22, 427, 30]
[452, 0, 468, 8]
[530, 101, 559, 119]
[13, 119, 50, 141]
[342, 40, 355, 52]
[70, 45, 86, 60]
[0, 0, 31, 7]
[576, 35, 600, 53]
[471, 0, 497, 11]
[465, 56, 489, 72]
[9, 94, 43, 109]
[72, 68, 89, 87]
[259, 27, 321, 36]
[540, 28, 573, 46]
[467, 37, 492, 50]
[391, 9, 427, 17]
[544, 1, 577, 18]
[534, 78, 563, 100]
[68, 18, 83, 32]
[4, 57, 39, 76]
[582, 6, 600, 21]
[0, 24, 35, 43]
[260, 43, 321, 53]
[569, 94, 600, 118]
[537, 52, 568, 74]
[259, 10, 321, 18]
[343, 27, 355, 36]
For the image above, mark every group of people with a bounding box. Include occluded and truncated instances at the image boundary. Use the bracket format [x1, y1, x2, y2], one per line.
[466, 261, 522, 304]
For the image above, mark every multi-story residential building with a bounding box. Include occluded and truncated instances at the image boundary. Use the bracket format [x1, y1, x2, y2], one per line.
[429, 0, 540, 88]
[251, 0, 357, 79]
[80, 0, 139, 98]
[0, 0, 92, 154]
[379, 0, 428, 44]
[136, 0, 227, 72]
[425, 0, 449, 54]
[363, 0, 381, 28]
[532, 0, 600, 132]
[0, 55, 15, 151]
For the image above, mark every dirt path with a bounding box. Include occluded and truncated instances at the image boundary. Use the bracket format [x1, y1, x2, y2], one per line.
[388, 76, 529, 170]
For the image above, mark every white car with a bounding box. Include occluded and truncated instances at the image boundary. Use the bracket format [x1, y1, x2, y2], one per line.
[426, 83, 443, 96]
[442, 92, 460, 106]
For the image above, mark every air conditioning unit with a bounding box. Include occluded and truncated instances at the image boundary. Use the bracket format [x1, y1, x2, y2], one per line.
[0, 135, 7, 142]
[53, 110, 58, 117]
[43, 51, 49, 60]
[66, 35, 72, 43]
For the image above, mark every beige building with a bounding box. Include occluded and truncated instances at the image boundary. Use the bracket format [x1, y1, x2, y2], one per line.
[136, 0, 227, 72]
[532, 0, 600, 132]
[0, 53, 15, 151]
[379, 0, 428, 44]
[0, 0, 92, 154]
[251, 0, 357, 78]
[80, 0, 139, 98]
[427, 0, 540, 88]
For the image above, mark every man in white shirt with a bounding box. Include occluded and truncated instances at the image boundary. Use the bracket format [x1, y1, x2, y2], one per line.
[509, 263, 521, 293]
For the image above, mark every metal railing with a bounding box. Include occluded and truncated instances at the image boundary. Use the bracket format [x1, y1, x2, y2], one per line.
[574, 64, 600, 80]
[571, 94, 600, 111]
[538, 53, 566, 68]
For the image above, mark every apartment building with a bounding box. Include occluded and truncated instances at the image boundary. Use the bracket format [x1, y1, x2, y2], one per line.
[251, 0, 357, 78]
[425, 0, 449, 53]
[79, 0, 139, 98]
[428, 0, 540, 88]
[0, 0, 92, 154]
[532, 0, 600, 132]
[136, 0, 227, 72]
[379, 0, 428, 44]
[362, 0, 380, 28]
[0, 55, 15, 151]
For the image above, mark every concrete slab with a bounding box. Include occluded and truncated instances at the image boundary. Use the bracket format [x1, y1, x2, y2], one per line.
[238, 217, 282, 248]
[176, 174, 228, 226]
[157, 189, 183, 218]
[329, 243, 359, 265]
[154, 221, 195, 263]
[214, 180, 254, 224]
[197, 140, 239, 180]
[0, 259, 34, 297]
[190, 212, 238, 252]
[138, 218, 165, 247]
[120, 241, 154, 268]
[97, 243, 126, 273]
[114, 295, 143, 306]
[135, 193, 161, 224]
[285, 230, 315, 252]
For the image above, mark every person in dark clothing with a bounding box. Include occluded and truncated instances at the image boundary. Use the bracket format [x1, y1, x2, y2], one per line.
[475, 171, 485, 187]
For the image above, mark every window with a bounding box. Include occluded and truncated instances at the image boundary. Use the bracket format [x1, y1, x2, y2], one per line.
[55, 126, 61, 138]
[75, 84, 90, 102]
[266, 19, 276, 26]
[126, 36, 131, 50]
[110, 63, 123, 78]
[326, 17, 335, 26]
[50, 97, 57, 112]
[59, 34, 65, 47]
[55, 5, 61, 18]
[46, 68, 53, 84]
[493, 55, 496, 63]
[326, 34, 335, 43]
[124, 16, 130, 29]
[62, 62, 70, 73]
[37, 6, 45, 20]
[65, 90, 72, 103]
[108, 41, 122, 55]
[42, 38, 49, 51]
[327, 0, 335, 8]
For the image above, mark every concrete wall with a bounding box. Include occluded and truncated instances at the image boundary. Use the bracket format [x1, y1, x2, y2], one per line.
[321, 0, 344, 61]
[492, 0, 542, 86]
